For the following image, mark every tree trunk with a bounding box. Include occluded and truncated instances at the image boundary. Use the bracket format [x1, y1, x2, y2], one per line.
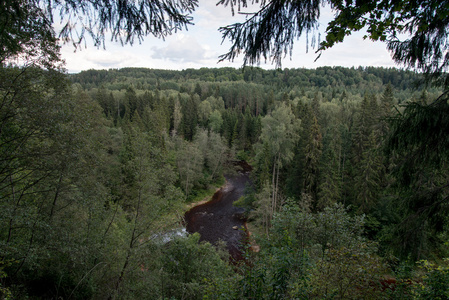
[49, 172, 64, 220]
[275, 154, 280, 213]
[110, 160, 143, 299]
[271, 159, 276, 224]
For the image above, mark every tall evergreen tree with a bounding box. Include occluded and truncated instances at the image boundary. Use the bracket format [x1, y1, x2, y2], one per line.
[353, 132, 383, 214]
[180, 95, 199, 141]
[303, 114, 322, 207]
[318, 126, 342, 209]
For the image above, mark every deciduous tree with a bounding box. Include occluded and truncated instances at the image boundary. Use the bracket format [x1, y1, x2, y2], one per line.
[255, 102, 300, 223]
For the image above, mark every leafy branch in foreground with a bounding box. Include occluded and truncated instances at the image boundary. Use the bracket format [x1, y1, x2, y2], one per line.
[1, 0, 199, 68]
[386, 91, 449, 258]
[52, 0, 198, 48]
[218, 0, 449, 85]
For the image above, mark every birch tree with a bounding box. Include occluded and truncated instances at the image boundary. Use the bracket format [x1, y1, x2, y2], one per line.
[176, 140, 204, 199]
[255, 103, 300, 225]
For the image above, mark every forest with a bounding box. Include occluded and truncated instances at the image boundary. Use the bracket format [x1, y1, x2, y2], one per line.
[2, 0, 449, 299]
[2, 64, 449, 299]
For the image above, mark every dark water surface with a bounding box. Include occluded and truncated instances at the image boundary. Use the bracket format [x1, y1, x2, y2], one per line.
[184, 162, 252, 260]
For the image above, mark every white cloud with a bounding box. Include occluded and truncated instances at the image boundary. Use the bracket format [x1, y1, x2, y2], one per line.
[151, 35, 212, 63]
[313, 31, 396, 68]
[85, 51, 138, 67]
[61, 46, 141, 72]
[194, 2, 235, 28]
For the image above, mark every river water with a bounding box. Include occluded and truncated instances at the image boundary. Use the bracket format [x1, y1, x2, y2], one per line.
[184, 161, 252, 261]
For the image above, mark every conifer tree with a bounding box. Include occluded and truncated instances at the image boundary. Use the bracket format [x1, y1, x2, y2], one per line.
[318, 127, 342, 209]
[352, 94, 375, 165]
[124, 86, 138, 121]
[379, 84, 395, 136]
[354, 132, 383, 213]
[96, 85, 115, 118]
[387, 91, 449, 258]
[303, 114, 322, 206]
[180, 94, 199, 141]
[172, 96, 183, 135]
[381, 84, 394, 115]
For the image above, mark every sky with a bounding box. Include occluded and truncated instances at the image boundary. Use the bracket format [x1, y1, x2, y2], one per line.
[59, 1, 397, 73]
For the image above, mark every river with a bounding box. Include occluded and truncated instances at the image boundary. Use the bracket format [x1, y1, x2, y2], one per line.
[184, 161, 252, 261]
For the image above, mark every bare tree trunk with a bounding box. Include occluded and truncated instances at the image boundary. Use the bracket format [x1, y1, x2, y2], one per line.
[271, 159, 276, 225]
[12, 194, 46, 277]
[6, 174, 17, 244]
[275, 156, 280, 213]
[184, 171, 190, 200]
[117, 98, 120, 121]
[110, 156, 144, 299]
[341, 152, 346, 205]
[210, 147, 225, 180]
[49, 172, 64, 220]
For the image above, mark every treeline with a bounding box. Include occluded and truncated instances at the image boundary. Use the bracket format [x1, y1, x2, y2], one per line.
[70, 66, 439, 151]
[72, 66, 432, 108]
[1, 65, 448, 299]
[72, 66, 421, 92]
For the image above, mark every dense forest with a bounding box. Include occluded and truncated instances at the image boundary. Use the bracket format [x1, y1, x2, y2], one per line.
[2, 0, 449, 298]
[2, 64, 449, 299]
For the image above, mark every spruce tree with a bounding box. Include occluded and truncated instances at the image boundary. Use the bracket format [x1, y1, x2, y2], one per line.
[303, 114, 322, 207]
[354, 132, 383, 214]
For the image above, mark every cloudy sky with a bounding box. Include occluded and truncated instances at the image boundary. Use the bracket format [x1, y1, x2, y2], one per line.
[59, 1, 397, 73]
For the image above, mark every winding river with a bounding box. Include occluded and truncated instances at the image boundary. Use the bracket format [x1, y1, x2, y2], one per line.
[184, 161, 252, 261]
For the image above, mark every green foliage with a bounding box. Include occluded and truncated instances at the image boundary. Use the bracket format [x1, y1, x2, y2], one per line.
[415, 259, 449, 299]
[218, 0, 320, 67]
[0, 66, 115, 299]
[2, 59, 446, 299]
[308, 243, 385, 299]
[303, 114, 322, 205]
[258, 102, 300, 167]
[251, 181, 273, 236]
[354, 132, 384, 213]
[386, 259, 449, 299]
[317, 132, 341, 209]
[253, 102, 300, 226]
[218, 1, 449, 87]
[386, 92, 449, 259]
[233, 193, 256, 213]
[6, 0, 449, 297]
[180, 94, 199, 141]
[0, 1, 60, 68]
[0, 64, 236, 299]
[236, 201, 386, 299]
[0, 260, 13, 299]
[71, 66, 449, 264]
[159, 234, 233, 300]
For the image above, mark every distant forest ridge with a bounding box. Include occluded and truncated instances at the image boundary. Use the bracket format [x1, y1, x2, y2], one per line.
[69, 67, 441, 119]
[70, 66, 427, 92]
